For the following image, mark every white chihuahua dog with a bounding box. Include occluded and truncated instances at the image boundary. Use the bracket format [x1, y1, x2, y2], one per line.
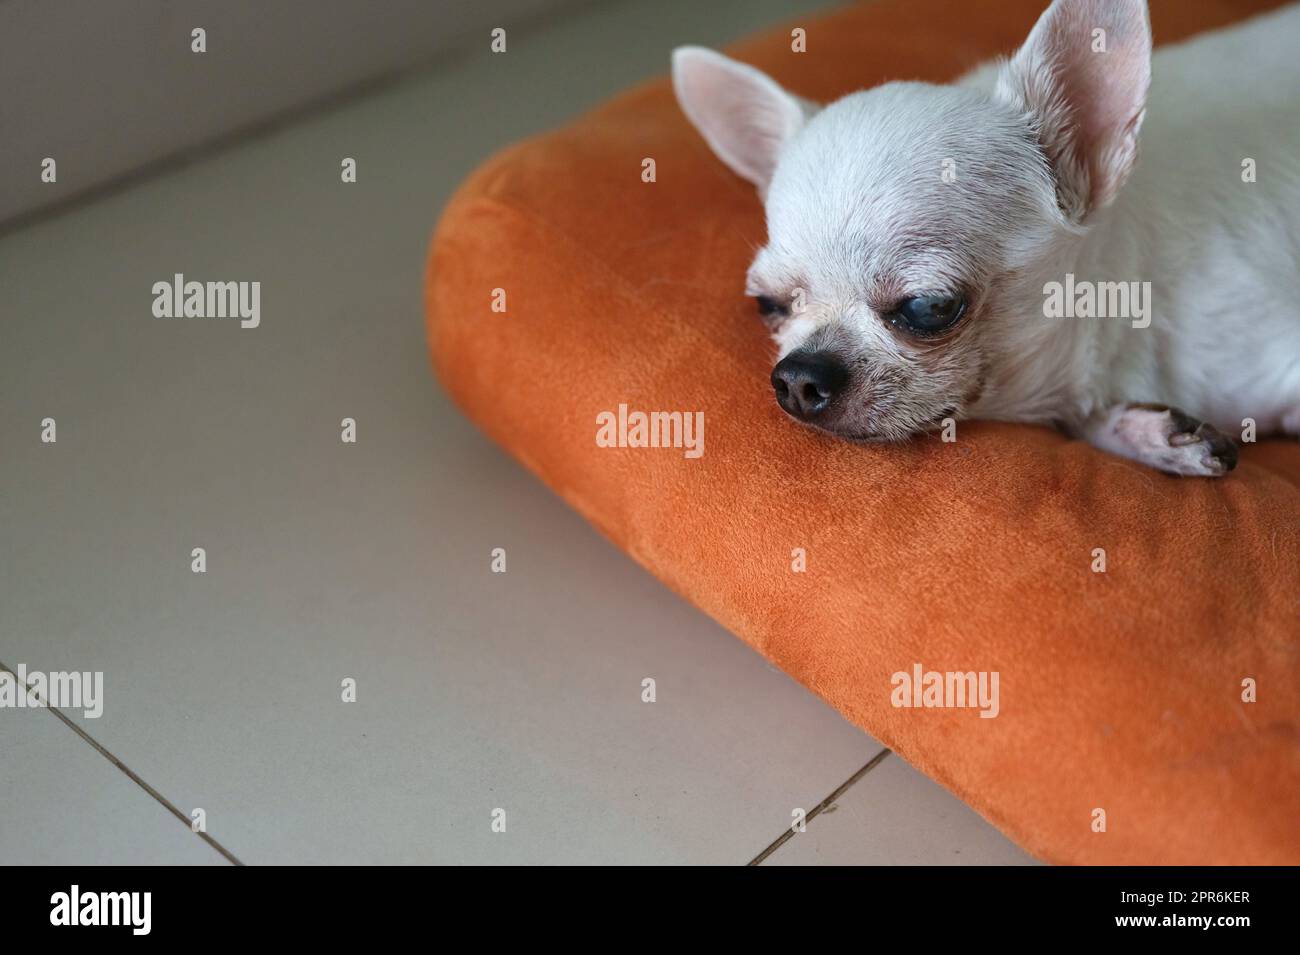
[673, 0, 1300, 475]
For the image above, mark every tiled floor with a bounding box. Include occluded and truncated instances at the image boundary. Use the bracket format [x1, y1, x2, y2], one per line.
[0, 0, 1037, 865]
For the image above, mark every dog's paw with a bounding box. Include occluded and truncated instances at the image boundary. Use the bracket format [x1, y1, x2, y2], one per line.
[1115, 404, 1238, 477]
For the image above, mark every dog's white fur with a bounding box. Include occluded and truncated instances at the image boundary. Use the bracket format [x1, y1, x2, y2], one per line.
[672, 0, 1300, 475]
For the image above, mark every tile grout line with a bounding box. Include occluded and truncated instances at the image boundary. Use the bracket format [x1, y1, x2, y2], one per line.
[747, 748, 892, 866]
[0, 657, 244, 866]
[0, 0, 603, 239]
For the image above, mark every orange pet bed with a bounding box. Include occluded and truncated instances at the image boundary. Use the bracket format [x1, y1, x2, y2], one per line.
[426, 0, 1300, 864]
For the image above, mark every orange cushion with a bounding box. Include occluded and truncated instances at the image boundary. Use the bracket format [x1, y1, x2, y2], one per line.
[426, 0, 1300, 864]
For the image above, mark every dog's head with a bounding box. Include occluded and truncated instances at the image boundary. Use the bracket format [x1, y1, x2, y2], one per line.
[672, 0, 1151, 440]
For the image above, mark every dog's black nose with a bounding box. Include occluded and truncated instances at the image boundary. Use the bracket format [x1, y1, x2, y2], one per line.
[771, 351, 848, 421]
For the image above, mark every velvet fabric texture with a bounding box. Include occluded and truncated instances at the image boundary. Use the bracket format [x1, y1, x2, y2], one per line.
[426, 0, 1300, 864]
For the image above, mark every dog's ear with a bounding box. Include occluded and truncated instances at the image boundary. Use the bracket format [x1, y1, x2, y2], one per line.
[672, 46, 811, 195]
[997, 0, 1151, 222]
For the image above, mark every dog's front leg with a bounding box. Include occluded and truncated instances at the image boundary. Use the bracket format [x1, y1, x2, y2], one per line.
[1079, 404, 1239, 477]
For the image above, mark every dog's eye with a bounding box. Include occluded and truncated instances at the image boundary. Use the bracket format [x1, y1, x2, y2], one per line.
[755, 295, 788, 319]
[889, 295, 966, 336]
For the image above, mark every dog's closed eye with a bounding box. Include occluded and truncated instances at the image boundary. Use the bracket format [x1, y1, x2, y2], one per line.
[755, 295, 789, 319]
[885, 294, 967, 337]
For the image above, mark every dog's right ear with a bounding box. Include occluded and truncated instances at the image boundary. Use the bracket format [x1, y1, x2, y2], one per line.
[671, 46, 810, 196]
[996, 0, 1152, 222]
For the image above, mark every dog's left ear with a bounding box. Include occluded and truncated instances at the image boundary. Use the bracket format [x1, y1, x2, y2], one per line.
[672, 46, 812, 196]
[997, 0, 1152, 222]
